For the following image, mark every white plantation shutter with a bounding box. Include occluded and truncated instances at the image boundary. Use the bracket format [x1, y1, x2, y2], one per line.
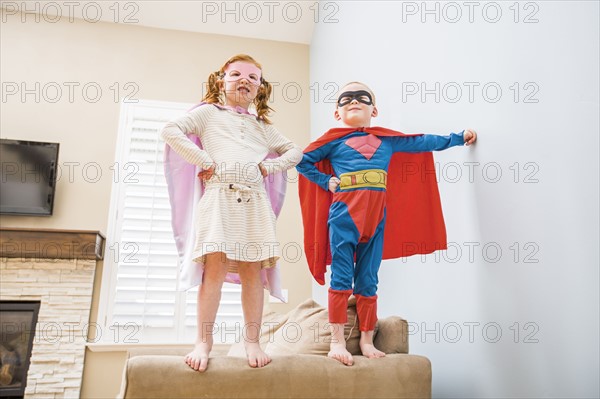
[105, 100, 243, 343]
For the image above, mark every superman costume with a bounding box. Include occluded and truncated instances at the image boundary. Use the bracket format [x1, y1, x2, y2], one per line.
[297, 127, 464, 331]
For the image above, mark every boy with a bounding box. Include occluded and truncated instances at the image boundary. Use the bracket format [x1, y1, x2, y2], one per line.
[297, 82, 476, 365]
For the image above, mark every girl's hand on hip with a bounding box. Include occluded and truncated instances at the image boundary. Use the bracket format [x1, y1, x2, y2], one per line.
[197, 164, 216, 181]
[259, 163, 268, 177]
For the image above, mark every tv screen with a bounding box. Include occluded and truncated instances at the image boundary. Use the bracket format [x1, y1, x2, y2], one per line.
[0, 139, 60, 216]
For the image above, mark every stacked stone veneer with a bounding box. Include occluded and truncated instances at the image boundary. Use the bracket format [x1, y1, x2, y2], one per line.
[0, 257, 96, 398]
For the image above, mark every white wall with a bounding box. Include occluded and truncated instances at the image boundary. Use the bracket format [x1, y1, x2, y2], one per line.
[310, 1, 599, 397]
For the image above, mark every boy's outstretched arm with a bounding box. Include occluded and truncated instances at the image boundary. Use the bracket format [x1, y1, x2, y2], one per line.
[391, 129, 477, 153]
[296, 143, 334, 192]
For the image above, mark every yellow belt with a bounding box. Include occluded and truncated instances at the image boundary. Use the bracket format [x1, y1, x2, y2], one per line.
[339, 169, 387, 190]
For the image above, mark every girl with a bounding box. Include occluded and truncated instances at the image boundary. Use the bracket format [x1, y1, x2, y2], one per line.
[161, 54, 302, 372]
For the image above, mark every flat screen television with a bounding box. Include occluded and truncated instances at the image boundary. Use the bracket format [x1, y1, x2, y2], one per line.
[0, 139, 60, 216]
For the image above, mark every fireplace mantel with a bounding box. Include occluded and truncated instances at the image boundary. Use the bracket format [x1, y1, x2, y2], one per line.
[0, 228, 105, 260]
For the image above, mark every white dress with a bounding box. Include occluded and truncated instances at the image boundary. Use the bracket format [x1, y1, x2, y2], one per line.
[161, 104, 302, 272]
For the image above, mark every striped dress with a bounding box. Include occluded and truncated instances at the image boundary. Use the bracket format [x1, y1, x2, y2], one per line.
[161, 104, 302, 271]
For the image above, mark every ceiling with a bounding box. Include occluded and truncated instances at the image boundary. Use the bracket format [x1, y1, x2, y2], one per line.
[18, 0, 316, 44]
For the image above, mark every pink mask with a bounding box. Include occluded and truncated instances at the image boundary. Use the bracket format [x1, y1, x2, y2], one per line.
[223, 62, 262, 86]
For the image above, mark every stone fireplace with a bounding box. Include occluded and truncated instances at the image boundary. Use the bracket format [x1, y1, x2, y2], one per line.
[0, 228, 104, 398]
[0, 300, 40, 397]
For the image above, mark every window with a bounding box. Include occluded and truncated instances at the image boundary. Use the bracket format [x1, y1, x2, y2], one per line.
[99, 100, 243, 344]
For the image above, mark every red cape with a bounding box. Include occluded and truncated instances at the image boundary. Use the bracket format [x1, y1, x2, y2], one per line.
[299, 126, 447, 285]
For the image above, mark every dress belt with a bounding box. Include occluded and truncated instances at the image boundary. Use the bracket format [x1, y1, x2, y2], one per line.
[205, 181, 264, 203]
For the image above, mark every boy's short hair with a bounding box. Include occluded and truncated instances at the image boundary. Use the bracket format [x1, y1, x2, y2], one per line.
[339, 81, 376, 105]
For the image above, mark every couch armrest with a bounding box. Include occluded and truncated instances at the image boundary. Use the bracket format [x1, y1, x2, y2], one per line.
[118, 354, 430, 399]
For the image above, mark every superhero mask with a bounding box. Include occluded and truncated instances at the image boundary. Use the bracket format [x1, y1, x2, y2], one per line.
[222, 62, 262, 86]
[337, 90, 374, 107]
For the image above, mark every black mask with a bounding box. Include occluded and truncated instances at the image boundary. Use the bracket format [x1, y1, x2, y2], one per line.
[337, 90, 374, 107]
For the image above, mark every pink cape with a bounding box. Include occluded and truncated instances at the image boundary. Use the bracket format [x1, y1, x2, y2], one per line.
[163, 103, 285, 300]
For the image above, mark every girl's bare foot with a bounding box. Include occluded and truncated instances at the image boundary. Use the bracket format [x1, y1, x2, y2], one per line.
[244, 342, 271, 368]
[185, 341, 211, 372]
[360, 330, 385, 358]
[328, 342, 354, 366]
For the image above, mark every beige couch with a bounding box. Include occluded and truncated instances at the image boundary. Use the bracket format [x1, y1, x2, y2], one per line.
[118, 299, 432, 398]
